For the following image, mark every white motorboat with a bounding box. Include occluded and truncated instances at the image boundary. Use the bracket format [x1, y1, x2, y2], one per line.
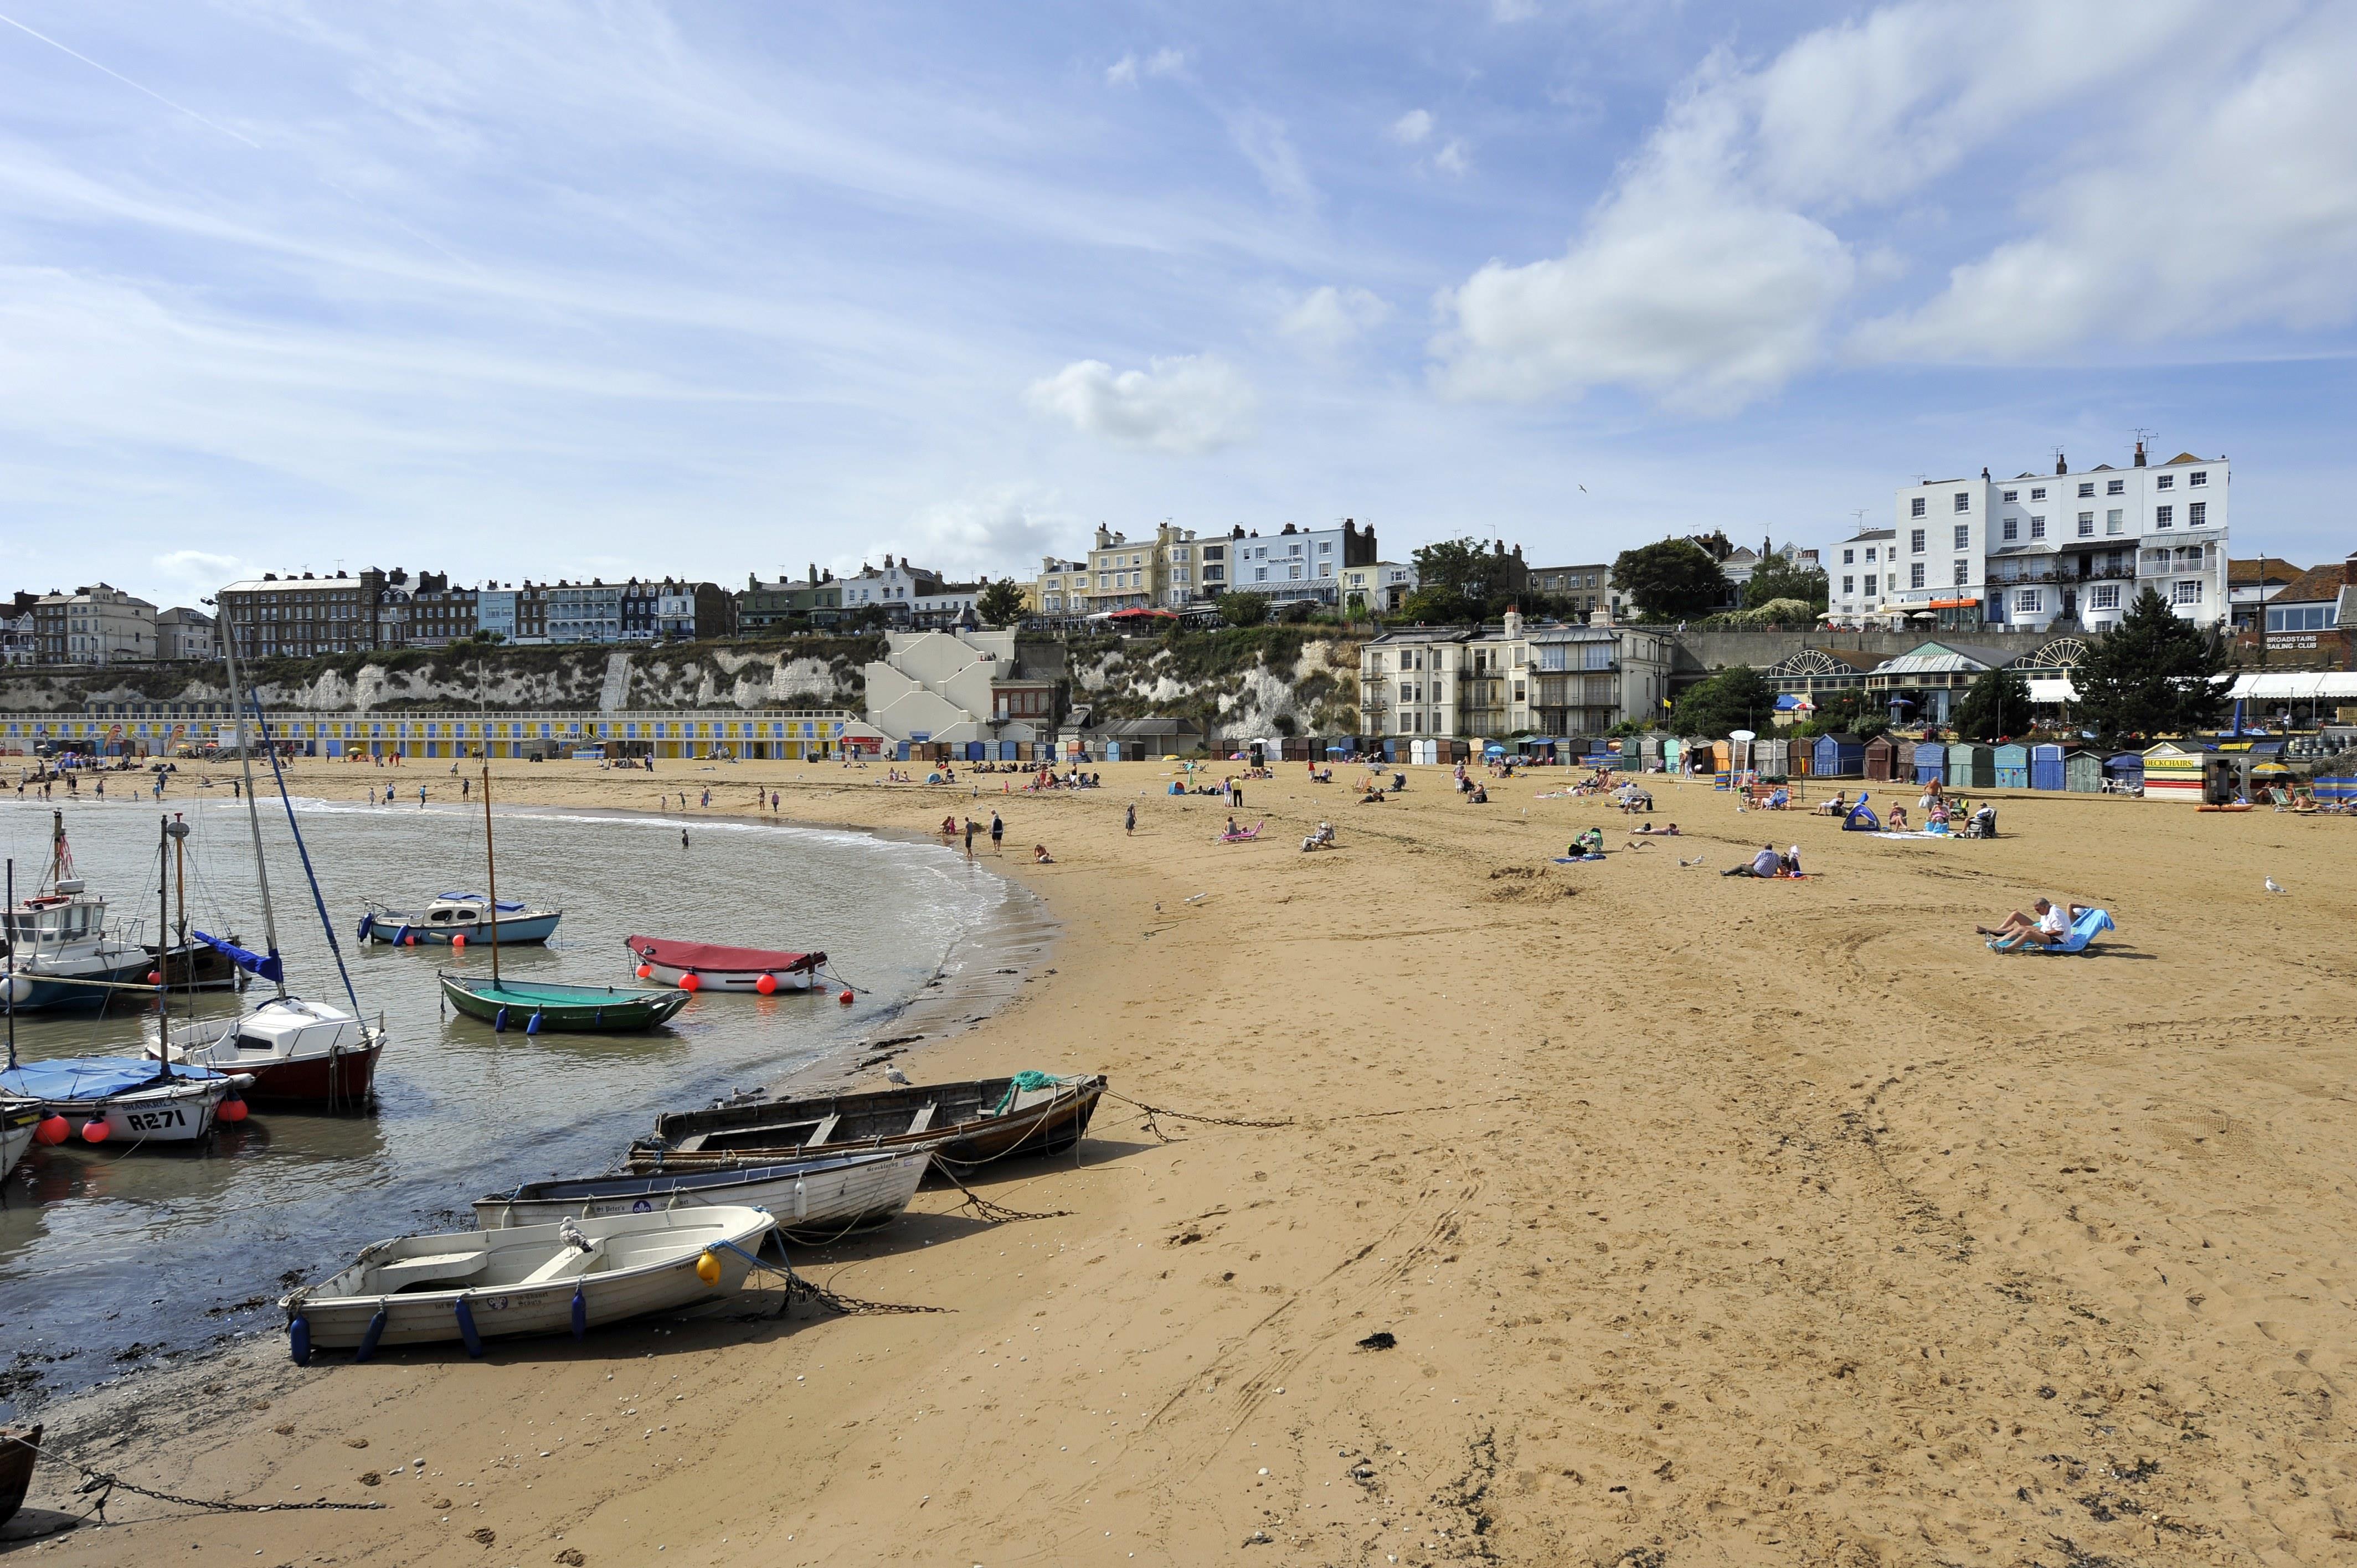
[0, 1057, 251, 1144]
[474, 1146, 933, 1238]
[1, 1102, 37, 1180]
[3, 815, 152, 1014]
[282, 1205, 776, 1359]
[154, 994, 385, 1107]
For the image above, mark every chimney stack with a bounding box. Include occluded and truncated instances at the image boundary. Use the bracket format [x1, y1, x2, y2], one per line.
[2055, 451, 2067, 474]
[2344, 550, 2357, 588]
[2134, 440, 2147, 467]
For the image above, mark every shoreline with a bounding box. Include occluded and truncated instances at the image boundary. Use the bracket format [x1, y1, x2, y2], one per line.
[13, 757, 2356, 1565]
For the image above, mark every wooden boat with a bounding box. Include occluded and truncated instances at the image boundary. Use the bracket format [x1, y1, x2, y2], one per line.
[474, 1146, 932, 1238]
[143, 935, 250, 991]
[0, 1423, 39, 1530]
[361, 895, 562, 947]
[434, 761, 686, 1033]
[156, 994, 386, 1106]
[440, 973, 690, 1032]
[630, 1072, 1106, 1173]
[623, 935, 827, 993]
[0, 1057, 251, 1143]
[281, 1205, 775, 1357]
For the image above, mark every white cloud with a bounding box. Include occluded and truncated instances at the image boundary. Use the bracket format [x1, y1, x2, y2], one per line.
[1229, 112, 1314, 204]
[1430, 0, 2346, 410]
[1390, 109, 1434, 146]
[1107, 48, 1183, 88]
[867, 484, 1076, 579]
[1024, 355, 1258, 454]
[151, 550, 246, 596]
[1857, 6, 2357, 358]
[1279, 286, 1392, 353]
[1104, 53, 1138, 88]
[1145, 48, 1188, 79]
[1432, 139, 1470, 176]
[1493, 0, 1540, 20]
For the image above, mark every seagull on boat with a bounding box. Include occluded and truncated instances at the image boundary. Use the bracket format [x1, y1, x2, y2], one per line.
[883, 1064, 912, 1086]
[2265, 876, 2287, 894]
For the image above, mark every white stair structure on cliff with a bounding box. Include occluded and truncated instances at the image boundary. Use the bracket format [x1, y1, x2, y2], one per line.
[863, 630, 1052, 745]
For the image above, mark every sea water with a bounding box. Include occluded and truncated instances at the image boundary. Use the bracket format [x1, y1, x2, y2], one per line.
[0, 791, 1010, 1407]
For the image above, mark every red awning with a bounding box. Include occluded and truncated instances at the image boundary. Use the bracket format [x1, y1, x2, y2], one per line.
[625, 936, 825, 975]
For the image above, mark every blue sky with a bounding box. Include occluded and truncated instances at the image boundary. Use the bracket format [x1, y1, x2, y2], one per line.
[2, 0, 2353, 610]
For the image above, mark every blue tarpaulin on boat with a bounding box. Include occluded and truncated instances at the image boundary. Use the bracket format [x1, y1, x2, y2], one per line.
[192, 929, 284, 982]
[434, 894, 531, 911]
[0, 1056, 229, 1101]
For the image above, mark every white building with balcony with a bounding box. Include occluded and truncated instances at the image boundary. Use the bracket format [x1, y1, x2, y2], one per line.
[1357, 611, 1672, 737]
[862, 628, 1055, 744]
[1829, 443, 2229, 634]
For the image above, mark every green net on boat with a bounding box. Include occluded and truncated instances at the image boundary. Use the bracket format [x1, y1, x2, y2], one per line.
[991, 1070, 1064, 1114]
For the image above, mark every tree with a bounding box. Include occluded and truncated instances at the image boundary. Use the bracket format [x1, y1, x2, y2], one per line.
[1217, 591, 1271, 627]
[1669, 664, 1780, 738]
[1952, 666, 2033, 741]
[1811, 687, 1888, 740]
[1612, 539, 1729, 621]
[976, 578, 1027, 628]
[1397, 585, 1476, 624]
[2072, 586, 2232, 744]
[1411, 538, 1513, 605]
[1743, 556, 1829, 614]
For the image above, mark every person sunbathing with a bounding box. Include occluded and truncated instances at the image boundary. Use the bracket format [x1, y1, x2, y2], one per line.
[1033, 844, 1055, 863]
[1978, 898, 2088, 949]
[1887, 806, 1910, 831]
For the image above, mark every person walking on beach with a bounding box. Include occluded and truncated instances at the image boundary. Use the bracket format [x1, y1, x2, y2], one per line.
[681, 827, 690, 849]
[771, 790, 780, 813]
[990, 811, 1003, 853]
[418, 784, 427, 808]
[963, 817, 976, 858]
[1125, 802, 1136, 836]
[462, 776, 470, 800]
[701, 787, 711, 808]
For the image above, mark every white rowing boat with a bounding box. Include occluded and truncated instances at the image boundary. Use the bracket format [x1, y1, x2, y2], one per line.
[472, 1146, 932, 1238]
[282, 1205, 775, 1359]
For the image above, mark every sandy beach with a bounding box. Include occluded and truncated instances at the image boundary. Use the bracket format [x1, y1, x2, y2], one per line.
[15, 756, 2356, 1566]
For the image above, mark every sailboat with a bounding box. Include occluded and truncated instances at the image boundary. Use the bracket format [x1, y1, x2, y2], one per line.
[437, 759, 689, 1033]
[148, 644, 386, 1107]
[0, 855, 252, 1146]
[0, 813, 154, 1013]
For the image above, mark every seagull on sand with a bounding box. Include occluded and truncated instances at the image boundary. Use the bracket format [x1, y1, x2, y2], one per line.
[2265, 876, 2287, 894]
[1676, 855, 1705, 868]
[884, 1064, 912, 1086]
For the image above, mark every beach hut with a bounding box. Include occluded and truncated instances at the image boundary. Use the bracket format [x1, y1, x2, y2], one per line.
[1913, 740, 1947, 784]
[1863, 733, 1899, 781]
[1754, 737, 1786, 778]
[1993, 742, 2030, 789]
[1708, 739, 1733, 776]
[2139, 740, 2210, 804]
[1891, 739, 1916, 783]
[2027, 742, 2064, 790]
[1813, 732, 1865, 777]
[2062, 748, 2103, 793]
[1948, 744, 1995, 789]
[2103, 751, 2144, 793]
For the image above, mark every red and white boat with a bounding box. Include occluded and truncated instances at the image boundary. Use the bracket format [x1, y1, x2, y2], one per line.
[624, 936, 828, 995]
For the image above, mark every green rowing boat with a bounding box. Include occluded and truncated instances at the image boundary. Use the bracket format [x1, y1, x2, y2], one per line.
[439, 972, 691, 1033]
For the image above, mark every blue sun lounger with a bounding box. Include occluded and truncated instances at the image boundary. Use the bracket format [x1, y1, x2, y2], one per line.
[1989, 906, 2114, 954]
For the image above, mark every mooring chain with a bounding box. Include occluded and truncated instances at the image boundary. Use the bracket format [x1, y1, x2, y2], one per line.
[74, 1467, 387, 1521]
[1100, 1090, 1297, 1143]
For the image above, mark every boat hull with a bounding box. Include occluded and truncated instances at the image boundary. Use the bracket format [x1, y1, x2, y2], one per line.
[632, 1074, 1105, 1173]
[156, 998, 386, 1108]
[474, 1147, 932, 1238]
[285, 1207, 773, 1350]
[624, 936, 826, 992]
[0, 1424, 39, 1531]
[440, 973, 690, 1033]
[7, 1075, 242, 1143]
[365, 912, 560, 946]
[1, 1111, 34, 1181]
[1, 952, 154, 1013]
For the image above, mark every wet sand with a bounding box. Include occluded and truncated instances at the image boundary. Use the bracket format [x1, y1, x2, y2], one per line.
[17, 757, 2357, 1566]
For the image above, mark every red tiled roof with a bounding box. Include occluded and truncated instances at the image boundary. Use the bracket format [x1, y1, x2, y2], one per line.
[2227, 556, 2304, 587]
[2270, 563, 2351, 605]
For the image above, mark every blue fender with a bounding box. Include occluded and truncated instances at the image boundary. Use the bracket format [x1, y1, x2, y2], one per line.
[289, 1313, 312, 1365]
[453, 1297, 484, 1358]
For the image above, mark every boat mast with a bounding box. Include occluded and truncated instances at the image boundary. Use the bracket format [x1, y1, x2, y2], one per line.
[220, 633, 286, 998]
[168, 813, 192, 1028]
[4, 859, 16, 1072]
[153, 816, 174, 1079]
[481, 757, 502, 987]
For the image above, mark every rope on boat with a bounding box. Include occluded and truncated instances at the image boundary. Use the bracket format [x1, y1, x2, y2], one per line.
[69, 1463, 387, 1520]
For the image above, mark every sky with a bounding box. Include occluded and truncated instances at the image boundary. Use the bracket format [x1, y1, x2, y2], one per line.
[2, 0, 2354, 610]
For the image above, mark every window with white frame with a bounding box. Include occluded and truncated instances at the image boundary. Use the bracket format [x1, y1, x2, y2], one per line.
[2155, 473, 2173, 491]
[2077, 482, 2094, 498]
[2091, 584, 2120, 611]
[1954, 491, 1971, 512]
[1954, 560, 1970, 585]
[2106, 478, 2124, 495]
[2189, 502, 2207, 525]
[2001, 489, 2018, 503]
[1841, 575, 1855, 595]
[1910, 529, 1925, 553]
[2154, 505, 2172, 527]
[1842, 548, 1854, 564]
[1910, 563, 1926, 589]
[1953, 524, 1970, 549]
[2106, 509, 2123, 534]
[2018, 588, 2044, 613]
[2002, 518, 2018, 541]
[2030, 515, 2046, 539]
[2190, 470, 2207, 486]
[2030, 486, 2046, 501]
[1865, 546, 1878, 562]
[1911, 497, 1927, 517]
[2174, 580, 2201, 605]
[2077, 512, 2095, 537]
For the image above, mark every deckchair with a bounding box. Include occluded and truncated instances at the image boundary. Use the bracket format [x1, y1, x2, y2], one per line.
[1989, 907, 2114, 955]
